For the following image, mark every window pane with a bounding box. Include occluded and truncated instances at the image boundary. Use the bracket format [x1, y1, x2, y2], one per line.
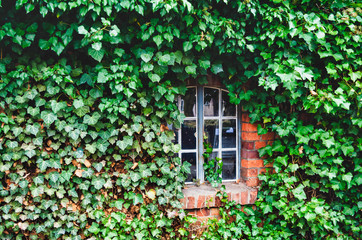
[182, 152, 197, 182]
[204, 120, 219, 148]
[222, 91, 236, 116]
[204, 88, 219, 116]
[222, 151, 236, 180]
[181, 120, 196, 149]
[222, 120, 236, 148]
[181, 87, 196, 117]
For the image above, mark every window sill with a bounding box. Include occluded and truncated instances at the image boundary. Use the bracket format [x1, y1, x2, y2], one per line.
[181, 182, 258, 209]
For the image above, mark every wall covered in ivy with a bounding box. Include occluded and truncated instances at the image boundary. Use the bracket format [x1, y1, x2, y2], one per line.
[0, 0, 361, 239]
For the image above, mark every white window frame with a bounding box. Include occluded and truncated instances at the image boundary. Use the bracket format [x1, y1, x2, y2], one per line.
[178, 86, 241, 184]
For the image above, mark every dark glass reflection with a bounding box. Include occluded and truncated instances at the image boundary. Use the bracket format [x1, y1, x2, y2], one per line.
[222, 91, 236, 116]
[181, 120, 196, 149]
[182, 152, 197, 182]
[181, 87, 196, 117]
[222, 151, 236, 180]
[204, 120, 219, 148]
[204, 88, 219, 116]
[222, 120, 236, 148]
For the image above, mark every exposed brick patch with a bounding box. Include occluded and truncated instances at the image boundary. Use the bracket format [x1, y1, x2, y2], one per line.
[182, 183, 254, 209]
[241, 113, 251, 123]
[197, 195, 206, 208]
[196, 208, 210, 217]
[241, 123, 258, 132]
[245, 178, 259, 187]
[210, 207, 220, 216]
[242, 132, 260, 141]
[187, 196, 195, 209]
[215, 196, 222, 207]
[255, 141, 267, 149]
[241, 159, 264, 168]
[261, 132, 275, 140]
[241, 168, 258, 178]
[249, 189, 258, 204]
[241, 150, 259, 159]
[241, 141, 254, 150]
[240, 191, 248, 205]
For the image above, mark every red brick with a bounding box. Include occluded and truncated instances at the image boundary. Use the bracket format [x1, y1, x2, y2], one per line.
[261, 132, 275, 140]
[245, 177, 259, 187]
[249, 190, 258, 204]
[196, 208, 210, 217]
[187, 196, 195, 209]
[241, 150, 259, 159]
[241, 168, 258, 178]
[197, 195, 206, 208]
[240, 191, 248, 205]
[242, 132, 260, 141]
[255, 141, 267, 149]
[215, 196, 222, 207]
[241, 113, 251, 123]
[241, 159, 264, 168]
[242, 141, 254, 150]
[232, 193, 240, 203]
[187, 210, 196, 215]
[210, 208, 220, 216]
[242, 123, 258, 132]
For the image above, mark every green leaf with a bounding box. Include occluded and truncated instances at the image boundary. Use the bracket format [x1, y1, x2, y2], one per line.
[73, 99, 84, 109]
[141, 52, 153, 63]
[41, 111, 57, 125]
[134, 193, 144, 205]
[183, 41, 193, 52]
[84, 112, 101, 125]
[88, 48, 105, 62]
[92, 178, 105, 190]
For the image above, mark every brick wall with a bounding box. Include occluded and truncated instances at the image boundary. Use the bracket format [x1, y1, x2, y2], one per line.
[240, 112, 275, 187]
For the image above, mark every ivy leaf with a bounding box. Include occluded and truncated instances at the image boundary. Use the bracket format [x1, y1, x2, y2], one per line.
[26, 124, 39, 136]
[88, 48, 105, 62]
[141, 52, 153, 63]
[27, 106, 40, 116]
[183, 41, 193, 52]
[97, 140, 109, 153]
[73, 99, 84, 109]
[92, 178, 105, 190]
[134, 193, 144, 205]
[130, 172, 141, 182]
[41, 111, 57, 125]
[84, 112, 101, 125]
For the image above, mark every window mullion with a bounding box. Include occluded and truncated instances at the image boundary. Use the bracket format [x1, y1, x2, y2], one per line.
[197, 86, 204, 183]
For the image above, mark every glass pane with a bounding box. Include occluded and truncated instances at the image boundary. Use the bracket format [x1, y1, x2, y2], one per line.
[222, 119, 236, 148]
[181, 120, 196, 149]
[181, 87, 196, 117]
[222, 91, 236, 116]
[204, 88, 219, 116]
[222, 151, 236, 180]
[182, 152, 197, 182]
[204, 120, 219, 149]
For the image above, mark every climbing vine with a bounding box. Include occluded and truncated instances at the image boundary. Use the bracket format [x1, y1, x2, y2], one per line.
[0, 0, 361, 239]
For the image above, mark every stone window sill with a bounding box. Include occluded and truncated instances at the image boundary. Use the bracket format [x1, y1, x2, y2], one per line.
[181, 182, 258, 209]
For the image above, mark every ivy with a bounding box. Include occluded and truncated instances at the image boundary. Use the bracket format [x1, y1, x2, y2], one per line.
[1, 0, 361, 239]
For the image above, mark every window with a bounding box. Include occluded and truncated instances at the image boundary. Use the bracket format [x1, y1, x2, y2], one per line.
[176, 86, 240, 183]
